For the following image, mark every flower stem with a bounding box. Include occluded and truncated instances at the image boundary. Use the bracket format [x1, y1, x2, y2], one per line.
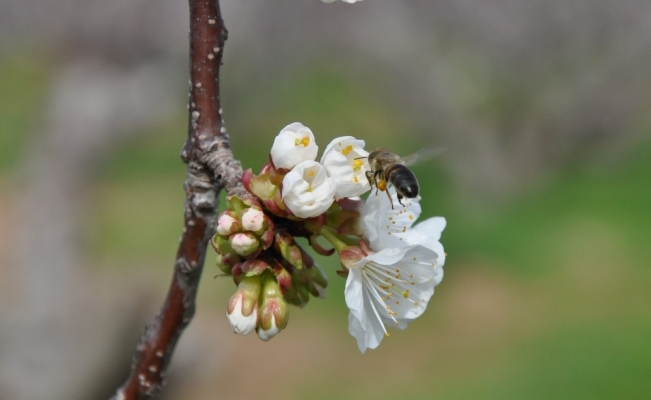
[319, 226, 353, 253]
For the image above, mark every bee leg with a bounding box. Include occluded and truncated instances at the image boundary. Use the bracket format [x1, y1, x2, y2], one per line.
[365, 171, 378, 195]
[385, 187, 394, 209]
[397, 193, 405, 207]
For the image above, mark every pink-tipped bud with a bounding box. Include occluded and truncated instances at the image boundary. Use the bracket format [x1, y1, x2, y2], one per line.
[216, 212, 240, 236]
[226, 276, 262, 335]
[241, 207, 266, 233]
[256, 277, 289, 341]
[229, 232, 260, 257]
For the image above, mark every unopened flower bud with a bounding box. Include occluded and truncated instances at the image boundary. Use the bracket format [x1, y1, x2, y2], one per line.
[229, 232, 260, 257]
[215, 253, 242, 275]
[211, 234, 235, 256]
[226, 276, 262, 335]
[274, 231, 304, 270]
[272, 263, 292, 294]
[239, 258, 271, 277]
[304, 264, 328, 299]
[256, 277, 289, 341]
[216, 212, 241, 236]
[241, 207, 266, 233]
[284, 283, 311, 308]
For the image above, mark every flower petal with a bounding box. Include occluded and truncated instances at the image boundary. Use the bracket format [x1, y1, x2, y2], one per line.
[270, 122, 318, 170]
[281, 160, 336, 218]
[345, 244, 440, 352]
[321, 136, 371, 199]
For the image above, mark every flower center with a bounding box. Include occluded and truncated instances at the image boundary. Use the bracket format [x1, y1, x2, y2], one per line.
[305, 169, 316, 192]
[295, 136, 310, 147]
[341, 144, 354, 155]
[352, 158, 364, 171]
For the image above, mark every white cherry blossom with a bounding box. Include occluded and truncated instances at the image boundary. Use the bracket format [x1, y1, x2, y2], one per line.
[361, 187, 446, 269]
[270, 122, 318, 170]
[342, 187, 447, 351]
[321, 136, 371, 199]
[344, 245, 439, 353]
[361, 186, 422, 248]
[281, 160, 336, 218]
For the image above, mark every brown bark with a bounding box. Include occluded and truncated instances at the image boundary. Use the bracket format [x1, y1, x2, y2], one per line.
[113, 0, 245, 398]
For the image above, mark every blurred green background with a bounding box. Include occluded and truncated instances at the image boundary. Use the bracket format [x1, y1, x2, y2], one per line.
[1, 1, 650, 399]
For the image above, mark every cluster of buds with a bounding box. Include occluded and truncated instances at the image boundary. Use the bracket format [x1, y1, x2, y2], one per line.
[213, 122, 447, 352]
[212, 194, 328, 341]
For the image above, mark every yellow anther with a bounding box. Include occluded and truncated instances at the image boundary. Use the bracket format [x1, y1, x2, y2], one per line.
[308, 170, 315, 177]
[402, 289, 410, 299]
[341, 145, 353, 155]
[352, 159, 365, 170]
[295, 136, 310, 147]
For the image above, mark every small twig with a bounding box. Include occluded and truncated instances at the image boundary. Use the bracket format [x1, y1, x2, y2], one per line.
[113, 0, 245, 398]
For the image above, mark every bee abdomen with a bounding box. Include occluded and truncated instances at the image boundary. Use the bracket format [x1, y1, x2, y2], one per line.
[385, 164, 419, 198]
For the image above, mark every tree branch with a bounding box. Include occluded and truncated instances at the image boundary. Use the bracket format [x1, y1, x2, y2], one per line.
[113, 0, 245, 398]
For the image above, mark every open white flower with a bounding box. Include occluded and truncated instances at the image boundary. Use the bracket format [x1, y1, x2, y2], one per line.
[270, 122, 318, 170]
[344, 245, 439, 353]
[402, 217, 447, 270]
[361, 186, 422, 249]
[321, 136, 371, 199]
[361, 186, 446, 269]
[281, 160, 336, 218]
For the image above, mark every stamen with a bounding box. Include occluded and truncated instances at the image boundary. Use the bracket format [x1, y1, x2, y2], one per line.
[295, 136, 310, 147]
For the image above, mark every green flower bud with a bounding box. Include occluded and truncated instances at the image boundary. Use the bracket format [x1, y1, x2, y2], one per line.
[226, 276, 262, 335]
[256, 276, 289, 341]
[229, 232, 260, 257]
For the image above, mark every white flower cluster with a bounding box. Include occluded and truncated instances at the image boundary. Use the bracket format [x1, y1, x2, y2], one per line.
[346, 187, 446, 353]
[270, 122, 371, 218]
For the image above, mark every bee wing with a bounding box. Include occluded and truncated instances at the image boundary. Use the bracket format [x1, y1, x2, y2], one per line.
[401, 146, 447, 166]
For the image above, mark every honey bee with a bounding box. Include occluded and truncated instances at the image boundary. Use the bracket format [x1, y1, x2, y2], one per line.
[362, 148, 443, 209]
